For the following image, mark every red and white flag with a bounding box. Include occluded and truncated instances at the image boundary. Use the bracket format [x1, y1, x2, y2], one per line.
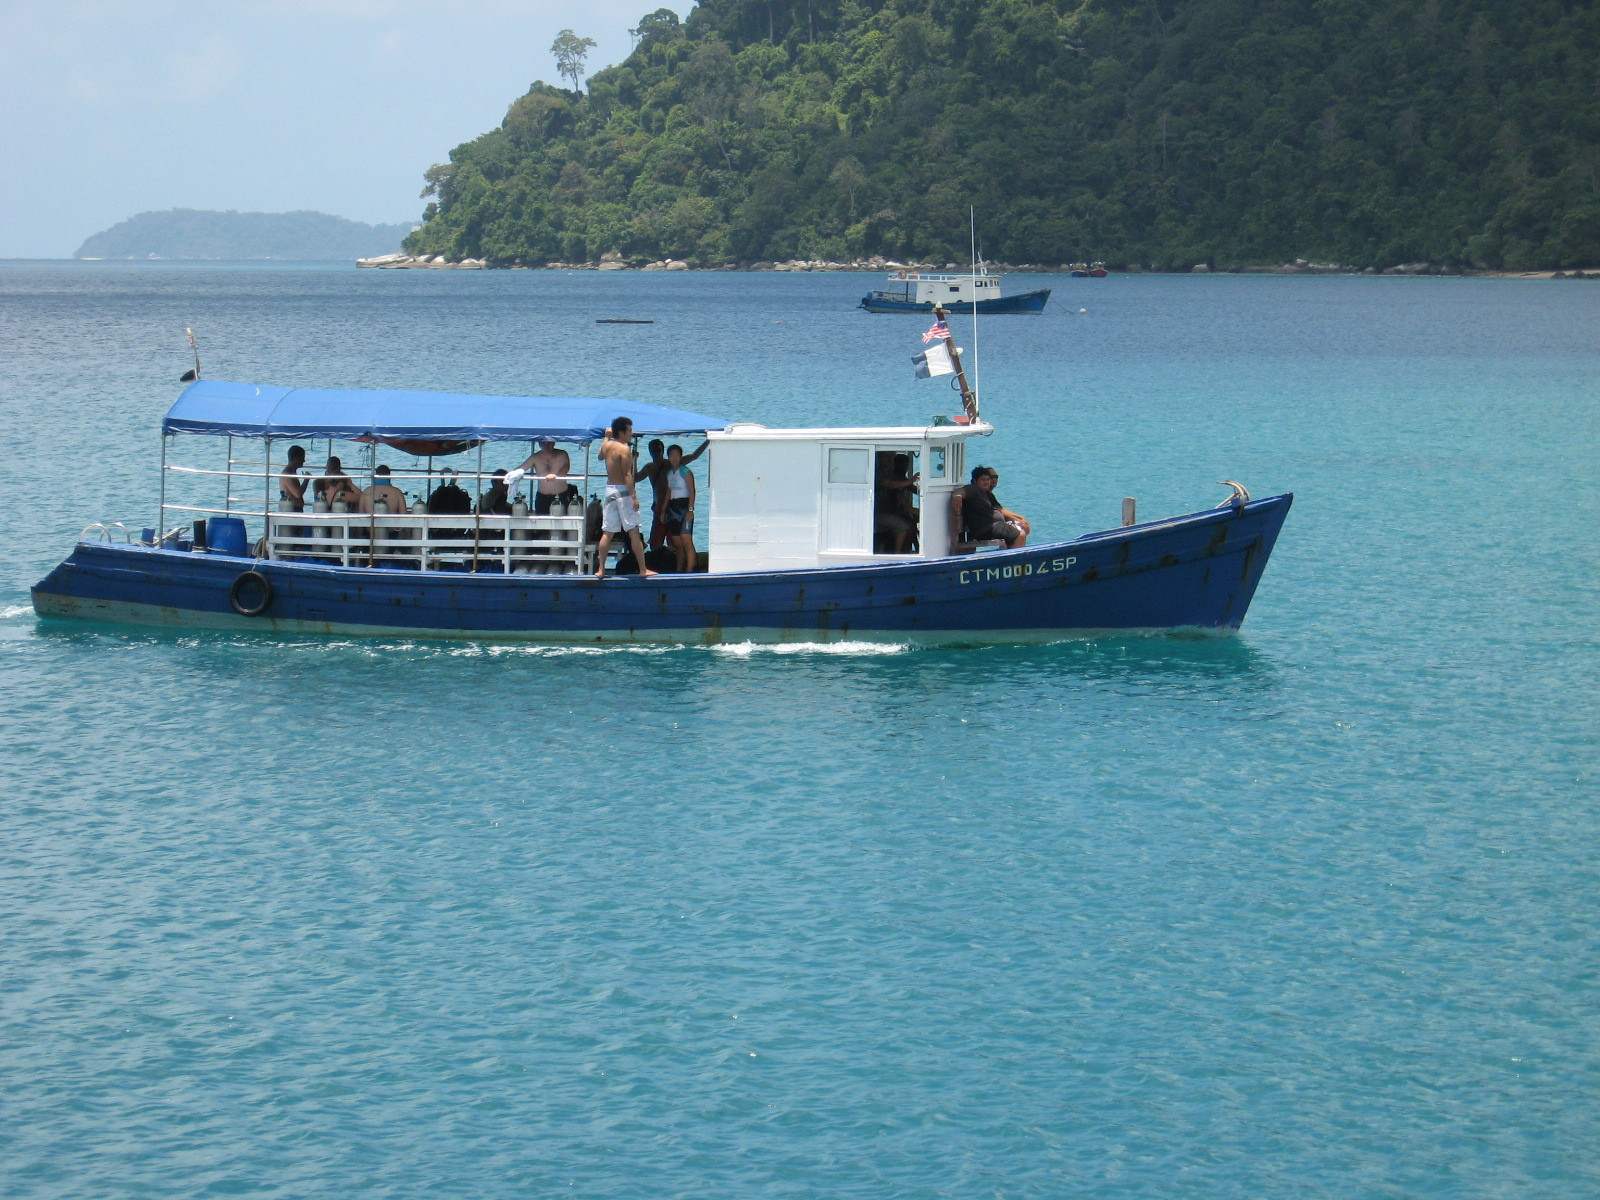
[922, 320, 950, 344]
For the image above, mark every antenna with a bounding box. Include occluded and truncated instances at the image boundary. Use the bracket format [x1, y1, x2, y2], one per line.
[969, 207, 980, 419]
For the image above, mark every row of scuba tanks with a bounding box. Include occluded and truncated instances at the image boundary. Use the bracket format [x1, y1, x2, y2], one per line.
[510, 494, 595, 575]
[286, 491, 602, 572]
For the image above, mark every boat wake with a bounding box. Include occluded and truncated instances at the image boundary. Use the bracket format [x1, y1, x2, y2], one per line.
[713, 640, 910, 657]
[0, 604, 33, 619]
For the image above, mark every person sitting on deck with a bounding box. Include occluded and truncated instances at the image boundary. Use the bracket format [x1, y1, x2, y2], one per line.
[278, 445, 308, 511]
[426, 468, 471, 515]
[949, 466, 1030, 553]
[478, 469, 512, 516]
[423, 467, 472, 559]
[316, 455, 361, 509]
[358, 465, 408, 514]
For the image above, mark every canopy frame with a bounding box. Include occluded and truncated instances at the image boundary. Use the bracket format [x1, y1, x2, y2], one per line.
[162, 380, 728, 444]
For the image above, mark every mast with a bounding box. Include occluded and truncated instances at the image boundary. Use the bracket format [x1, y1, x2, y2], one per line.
[934, 303, 979, 422]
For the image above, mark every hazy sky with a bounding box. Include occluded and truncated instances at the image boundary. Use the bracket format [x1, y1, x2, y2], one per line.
[0, 0, 684, 257]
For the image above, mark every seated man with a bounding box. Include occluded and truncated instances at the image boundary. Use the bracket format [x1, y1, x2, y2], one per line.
[426, 467, 472, 515]
[949, 466, 1030, 554]
[425, 467, 473, 555]
[478, 468, 512, 516]
[316, 455, 361, 509]
[357, 464, 408, 514]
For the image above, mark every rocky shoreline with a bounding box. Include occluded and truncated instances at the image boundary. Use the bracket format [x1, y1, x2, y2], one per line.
[357, 252, 1600, 279]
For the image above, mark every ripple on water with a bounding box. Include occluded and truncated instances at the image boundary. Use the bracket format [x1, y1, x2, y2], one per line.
[1, 267, 1597, 1200]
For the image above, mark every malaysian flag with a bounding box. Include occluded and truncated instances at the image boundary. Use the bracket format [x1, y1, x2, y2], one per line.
[922, 320, 950, 344]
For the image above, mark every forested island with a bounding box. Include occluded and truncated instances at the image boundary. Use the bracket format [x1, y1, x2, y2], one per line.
[404, 0, 1600, 271]
[76, 210, 414, 260]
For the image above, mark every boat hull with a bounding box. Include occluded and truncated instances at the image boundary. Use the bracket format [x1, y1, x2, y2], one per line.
[32, 495, 1291, 644]
[859, 288, 1052, 315]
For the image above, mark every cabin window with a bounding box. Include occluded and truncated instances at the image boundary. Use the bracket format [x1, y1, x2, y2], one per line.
[929, 446, 946, 480]
[827, 447, 870, 485]
[949, 285, 960, 293]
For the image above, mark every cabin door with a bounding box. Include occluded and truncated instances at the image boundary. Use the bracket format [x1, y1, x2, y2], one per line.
[821, 445, 873, 553]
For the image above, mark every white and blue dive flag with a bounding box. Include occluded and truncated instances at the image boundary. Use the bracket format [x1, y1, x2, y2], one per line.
[912, 342, 957, 379]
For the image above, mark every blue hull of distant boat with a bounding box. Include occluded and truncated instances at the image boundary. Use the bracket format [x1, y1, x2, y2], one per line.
[859, 288, 1052, 315]
[32, 495, 1290, 643]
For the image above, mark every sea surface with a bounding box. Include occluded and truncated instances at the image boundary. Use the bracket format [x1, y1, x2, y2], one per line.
[1, 262, 1596, 1199]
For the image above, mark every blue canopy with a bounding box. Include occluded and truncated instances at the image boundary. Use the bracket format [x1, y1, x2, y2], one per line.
[162, 380, 728, 443]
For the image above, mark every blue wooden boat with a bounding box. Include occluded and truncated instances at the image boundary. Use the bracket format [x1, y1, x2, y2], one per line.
[860, 267, 1050, 314]
[35, 498, 1289, 642]
[31, 373, 1291, 644]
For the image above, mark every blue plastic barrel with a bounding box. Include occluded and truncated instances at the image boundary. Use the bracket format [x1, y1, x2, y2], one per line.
[209, 517, 249, 556]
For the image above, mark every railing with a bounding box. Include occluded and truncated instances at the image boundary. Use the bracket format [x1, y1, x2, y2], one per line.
[265, 511, 592, 574]
[79, 522, 133, 543]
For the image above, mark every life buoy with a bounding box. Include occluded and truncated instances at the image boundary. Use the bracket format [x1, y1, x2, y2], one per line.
[229, 570, 274, 616]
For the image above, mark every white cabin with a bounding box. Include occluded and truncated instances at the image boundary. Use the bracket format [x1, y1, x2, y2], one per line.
[884, 269, 1003, 306]
[706, 422, 992, 572]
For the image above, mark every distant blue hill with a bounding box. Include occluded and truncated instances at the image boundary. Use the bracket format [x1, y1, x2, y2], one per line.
[75, 209, 416, 260]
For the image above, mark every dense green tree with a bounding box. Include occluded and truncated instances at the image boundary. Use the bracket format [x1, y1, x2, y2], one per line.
[405, 0, 1600, 269]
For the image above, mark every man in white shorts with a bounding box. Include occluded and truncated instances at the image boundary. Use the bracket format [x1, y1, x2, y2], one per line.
[593, 415, 658, 579]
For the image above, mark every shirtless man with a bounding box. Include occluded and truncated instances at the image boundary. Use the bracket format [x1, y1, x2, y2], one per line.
[506, 440, 573, 514]
[593, 416, 658, 578]
[278, 444, 308, 511]
[316, 455, 361, 509]
[637, 438, 708, 549]
[357, 465, 408, 514]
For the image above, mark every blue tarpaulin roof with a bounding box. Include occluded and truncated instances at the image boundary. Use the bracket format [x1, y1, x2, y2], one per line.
[162, 380, 729, 442]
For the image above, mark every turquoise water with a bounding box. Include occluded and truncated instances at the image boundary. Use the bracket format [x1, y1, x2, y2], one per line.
[2, 263, 1597, 1198]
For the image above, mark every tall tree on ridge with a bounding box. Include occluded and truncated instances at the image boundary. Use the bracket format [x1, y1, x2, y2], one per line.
[551, 29, 597, 93]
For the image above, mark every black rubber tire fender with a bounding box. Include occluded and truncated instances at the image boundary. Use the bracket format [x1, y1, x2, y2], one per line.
[229, 570, 274, 617]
